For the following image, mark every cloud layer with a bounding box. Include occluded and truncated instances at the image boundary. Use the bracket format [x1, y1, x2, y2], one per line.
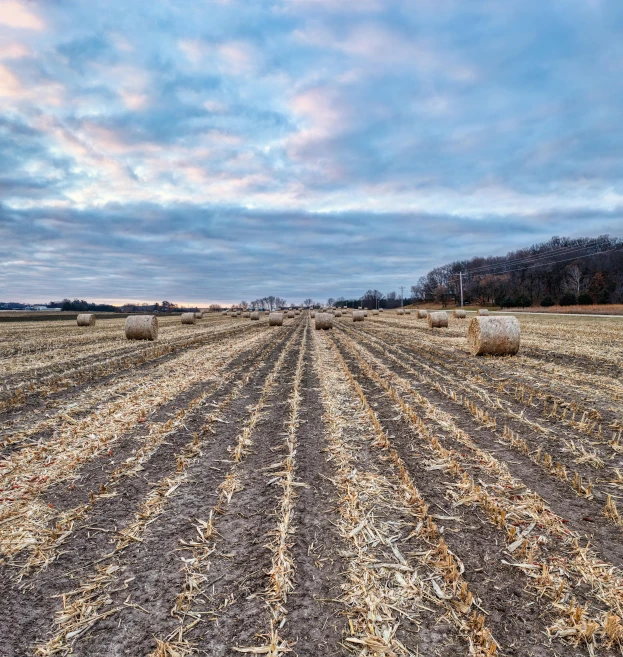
[1, 0, 622, 302]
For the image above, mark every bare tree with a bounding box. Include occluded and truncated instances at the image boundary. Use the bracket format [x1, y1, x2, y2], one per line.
[566, 264, 582, 295]
[303, 298, 313, 307]
[327, 297, 336, 307]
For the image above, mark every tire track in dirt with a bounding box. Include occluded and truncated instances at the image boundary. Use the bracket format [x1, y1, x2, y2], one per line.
[0, 322, 297, 656]
[330, 329, 623, 655]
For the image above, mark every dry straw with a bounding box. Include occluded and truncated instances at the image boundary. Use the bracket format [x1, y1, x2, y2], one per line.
[478, 308, 489, 316]
[428, 311, 449, 328]
[454, 309, 467, 319]
[468, 316, 520, 356]
[181, 313, 196, 325]
[125, 315, 158, 340]
[315, 312, 334, 330]
[76, 314, 95, 327]
[417, 309, 428, 319]
[353, 310, 365, 322]
[269, 312, 284, 326]
[250, 311, 260, 320]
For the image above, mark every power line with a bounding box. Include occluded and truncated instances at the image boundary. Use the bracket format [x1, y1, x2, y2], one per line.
[458, 243, 623, 281]
[464, 238, 613, 275]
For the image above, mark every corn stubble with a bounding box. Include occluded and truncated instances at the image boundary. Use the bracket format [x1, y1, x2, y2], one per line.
[1, 311, 622, 655]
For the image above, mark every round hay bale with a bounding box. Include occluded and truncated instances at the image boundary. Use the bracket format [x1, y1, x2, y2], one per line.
[265, 311, 270, 315]
[379, 308, 384, 313]
[242, 311, 250, 318]
[454, 309, 466, 319]
[181, 313, 196, 325]
[396, 309, 405, 316]
[372, 309, 379, 315]
[363, 310, 368, 317]
[468, 316, 520, 356]
[404, 309, 411, 315]
[358, 306, 363, 310]
[315, 312, 333, 330]
[269, 312, 284, 326]
[250, 311, 260, 320]
[311, 311, 316, 318]
[417, 310, 428, 319]
[125, 315, 158, 341]
[334, 311, 342, 317]
[77, 313, 95, 327]
[287, 311, 295, 318]
[194, 311, 204, 319]
[428, 311, 448, 328]
[353, 310, 365, 322]
[478, 309, 489, 316]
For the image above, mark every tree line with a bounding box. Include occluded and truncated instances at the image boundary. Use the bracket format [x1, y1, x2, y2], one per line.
[410, 235, 623, 307]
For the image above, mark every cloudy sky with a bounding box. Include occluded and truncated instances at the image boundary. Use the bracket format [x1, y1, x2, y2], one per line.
[1, 0, 622, 304]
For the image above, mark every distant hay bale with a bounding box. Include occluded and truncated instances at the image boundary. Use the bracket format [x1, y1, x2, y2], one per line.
[428, 311, 448, 328]
[373, 309, 379, 315]
[311, 311, 316, 318]
[315, 312, 333, 330]
[379, 308, 384, 313]
[296, 310, 301, 315]
[250, 311, 260, 320]
[478, 309, 489, 316]
[76, 313, 95, 327]
[334, 311, 342, 317]
[358, 306, 363, 310]
[269, 312, 284, 326]
[454, 309, 466, 319]
[417, 310, 428, 319]
[242, 311, 250, 318]
[468, 316, 520, 356]
[397, 309, 405, 316]
[287, 310, 295, 318]
[363, 311, 368, 317]
[353, 310, 365, 322]
[125, 315, 158, 341]
[265, 311, 270, 315]
[194, 311, 204, 319]
[181, 313, 196, 325]
[404, 309, 411, 315]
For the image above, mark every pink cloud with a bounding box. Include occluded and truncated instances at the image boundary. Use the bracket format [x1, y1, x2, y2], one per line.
[0, 2, 45, 30]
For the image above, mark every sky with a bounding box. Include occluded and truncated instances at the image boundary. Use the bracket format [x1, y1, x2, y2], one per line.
[0, 0, 622, 305]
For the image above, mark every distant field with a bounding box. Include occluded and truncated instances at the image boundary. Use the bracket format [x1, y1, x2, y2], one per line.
[1, 310, 623, 655]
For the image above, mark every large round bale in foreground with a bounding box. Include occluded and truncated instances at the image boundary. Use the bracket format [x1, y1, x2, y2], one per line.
[250, 311, 260, 320]
[125, 315, 158, 341]
[417, 310, 428, 319]
[269, 312, 284, 326]
[76, 313, 95, 327]
[468, 316, 520, 356]
[454, 309, 466, 319]
[353, 310, 365, 322]
[315, 312, 333, 330]
[428, 311, 448, 328]
[194, 311, 204, 319]
[478, 309, 489, 316]
[396, 308, 404, 316]
[181, 312, 196, 325]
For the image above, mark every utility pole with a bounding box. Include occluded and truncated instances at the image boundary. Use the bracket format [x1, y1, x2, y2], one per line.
[459, 272, 464, 308]
[400, 286, 404, 308]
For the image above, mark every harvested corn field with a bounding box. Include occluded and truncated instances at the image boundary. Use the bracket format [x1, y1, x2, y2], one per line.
[1, 311, 623, 656]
